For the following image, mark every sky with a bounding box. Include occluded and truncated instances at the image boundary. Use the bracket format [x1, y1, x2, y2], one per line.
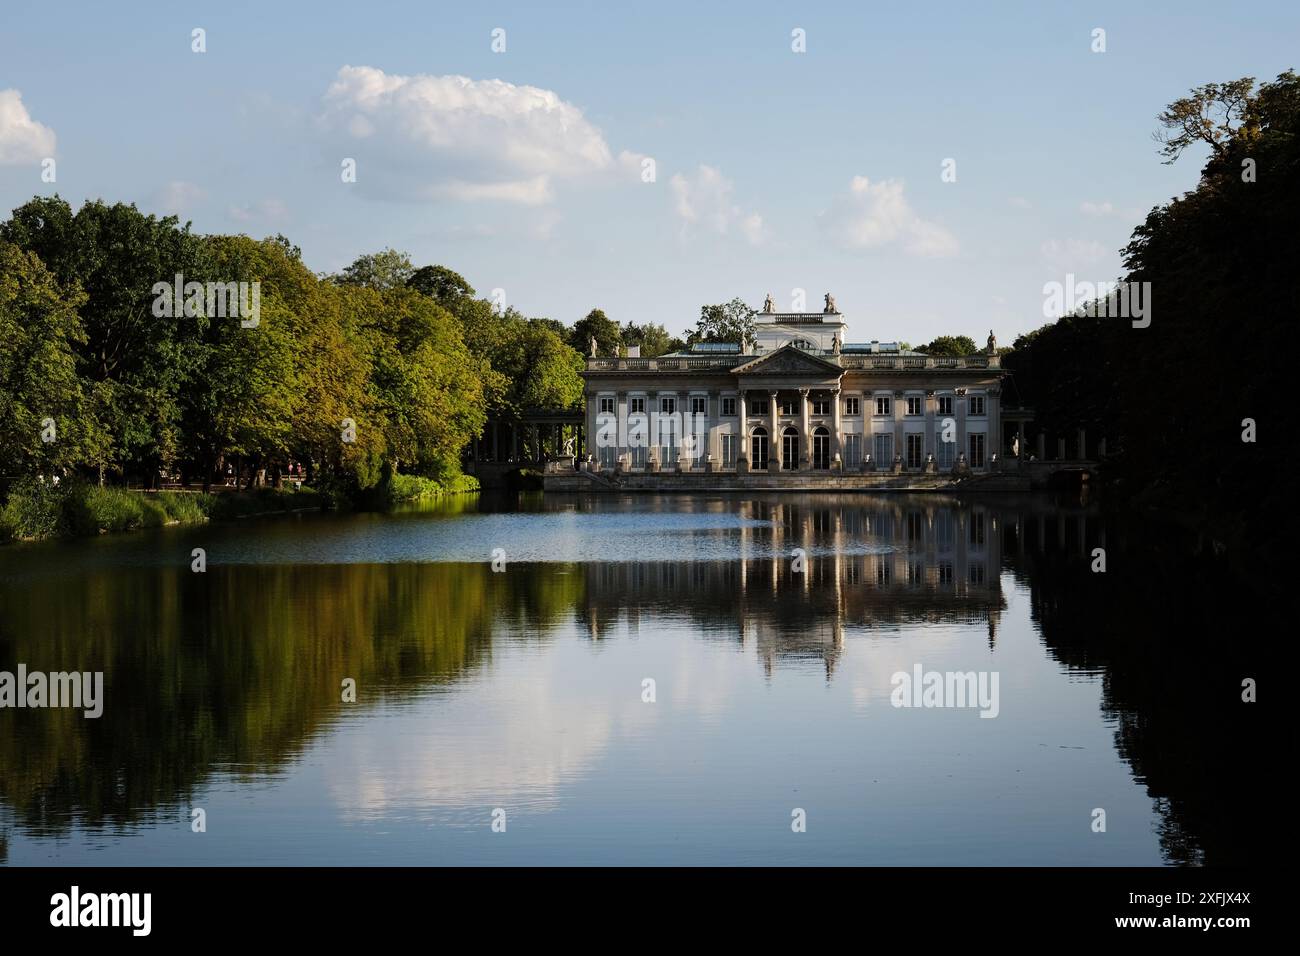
[1, 1, 1295, 345]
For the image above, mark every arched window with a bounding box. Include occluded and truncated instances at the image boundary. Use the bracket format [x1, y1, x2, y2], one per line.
[782, 426, 799, 471]
[813, 426, 831, 470]
[751, 426, 769, 470]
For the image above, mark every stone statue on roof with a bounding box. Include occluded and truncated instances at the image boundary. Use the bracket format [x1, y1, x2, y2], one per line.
[824, 293, 838, 314]
[762, 292, 776, 313]
[986, 329, 997, 353]
[589, 335, 598, 357]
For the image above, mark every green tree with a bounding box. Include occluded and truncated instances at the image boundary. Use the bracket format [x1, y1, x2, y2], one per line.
[407, 264, 474, 307]
[917, 335, 978, 356]
[569, 308, 621, 356]
[689, 297, 755, 345]
[621, 321, 683, 356]
[336, 248, 415, 290]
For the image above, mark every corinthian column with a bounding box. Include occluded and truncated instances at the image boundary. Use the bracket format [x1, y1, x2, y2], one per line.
[798, 387, 810, 469]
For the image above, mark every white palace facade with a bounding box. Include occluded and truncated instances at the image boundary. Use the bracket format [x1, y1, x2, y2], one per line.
[580, 297, 1005, 479]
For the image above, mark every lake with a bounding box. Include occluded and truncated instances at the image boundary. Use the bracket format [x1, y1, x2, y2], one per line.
[0, 492, 1258, 866]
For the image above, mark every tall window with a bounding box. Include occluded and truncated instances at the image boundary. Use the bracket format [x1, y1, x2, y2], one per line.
[906, 395, 923, 416]
[875, 395, 892, 416]
[937, 434, 956, 470]
[844, 397, 860, 416]
[631, 444, 647, 469]
[844, 433, 862, 469]
[969, 395, 986, 416]
[721, 433, 737, 467]
[813, 427, 831, 469]
[721, 397, 736, 417]
[781, 427, 799, 470]
[969, 433, 986, 468]
[906, 433, 924, 469]
[937, 395, 953, 416]
[751, 427, 769, 469]
[873, 433, 893, 468]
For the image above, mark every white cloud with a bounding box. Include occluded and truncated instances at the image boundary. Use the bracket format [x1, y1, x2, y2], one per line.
[0, 89, 56, 165]
[669, 164, 768, 244]
[318, 65, 617, 203]
[1080, 199, 1146, 221]
[1040, 238, 1111, 274]
[153, 181, 206, 215]
[822, 176, 958, 257]
[1009, 196, 1033, 210]
[229, 198, 289, 222]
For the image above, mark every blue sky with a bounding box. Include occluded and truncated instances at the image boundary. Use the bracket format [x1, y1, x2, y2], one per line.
[1, 1, 1295, 344]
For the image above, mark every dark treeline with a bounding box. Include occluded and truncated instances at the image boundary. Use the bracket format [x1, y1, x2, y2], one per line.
[1005, 71, 1298, 569]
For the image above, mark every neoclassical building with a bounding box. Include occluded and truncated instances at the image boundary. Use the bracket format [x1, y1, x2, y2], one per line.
[581, 297, 1004, 478]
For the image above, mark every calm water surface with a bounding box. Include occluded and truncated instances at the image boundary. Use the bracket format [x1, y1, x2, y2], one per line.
[0, 493, 1255, 865]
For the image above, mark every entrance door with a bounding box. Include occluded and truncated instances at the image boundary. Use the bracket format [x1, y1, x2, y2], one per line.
[782, 427, 799, 470]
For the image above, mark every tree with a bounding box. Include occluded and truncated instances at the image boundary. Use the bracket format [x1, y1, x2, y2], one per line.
[407, 265, 474, 307]
[0, 242, 106, 475]
[621, 321, 683, 356]
[917, 335, 978, 356]
[1154, 77, 1257, 164]
[569, 308, 621, 356]
[335, 248, 414, 290]
[689, 297, 755, 345]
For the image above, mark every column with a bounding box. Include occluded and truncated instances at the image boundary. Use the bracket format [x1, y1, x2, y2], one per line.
[738, 389, 749, 472]
[1077, 428, 1086, 461]
[831, 386, 843, 469]
[769, 390, 779, 472]
[616, 391, 628, 470]
[798, 387, 810, 468]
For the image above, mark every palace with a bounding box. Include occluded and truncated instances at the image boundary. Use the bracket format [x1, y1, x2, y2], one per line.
[578, 295, 1006, 484]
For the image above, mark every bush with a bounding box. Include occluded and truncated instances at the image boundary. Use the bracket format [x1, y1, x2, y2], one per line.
[1, 477, 69, 539]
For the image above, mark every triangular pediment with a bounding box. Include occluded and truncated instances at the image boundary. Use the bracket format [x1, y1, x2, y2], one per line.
[731, 345, 843, 377]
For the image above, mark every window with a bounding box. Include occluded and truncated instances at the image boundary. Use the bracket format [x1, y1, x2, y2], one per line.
[937, 434, 956, 470]
[874, 395, 891, 416]
[812, 427, 831, 469]
[969, 432, 986, 468]
[938, 561, 954, 585]
[780, 399, 797, 416]
[781, 427, 799, 470]
[629, 397, 645, 414]
[844, 397, 860, 416]
[937, 395, 953, 416]
[812, 399, 830, 416]
[969, 563, 986, 586]
[721, 433, 737, 467]
[751, 427, 769, 469]
[631, 443, 648, 469]
[844, 433, 862, 469]
[660, 396, 676, 414]
[690, 396, 706, 416]
[721, 397, 736, 417]
[906, 395, 923, 416]
[906, 433, 924, 469]
[599, 445, 616, 469]
[969, 395, 986, 416]
[969, 512, 986, 547]
[876, 561, 891, 586]
[750, 399, 769, 416]
[873, 433, 893, 468]
[599, 397, 615, 414]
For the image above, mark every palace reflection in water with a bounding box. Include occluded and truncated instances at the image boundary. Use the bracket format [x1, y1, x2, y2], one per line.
[0, 494, 1260, 866]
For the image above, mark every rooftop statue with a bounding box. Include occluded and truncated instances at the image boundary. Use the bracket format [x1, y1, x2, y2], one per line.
[589, 335, 598, 358]
[824, 293, 838, 314]
[762, 292, 776, 313]
[986, 329, 997, 353]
